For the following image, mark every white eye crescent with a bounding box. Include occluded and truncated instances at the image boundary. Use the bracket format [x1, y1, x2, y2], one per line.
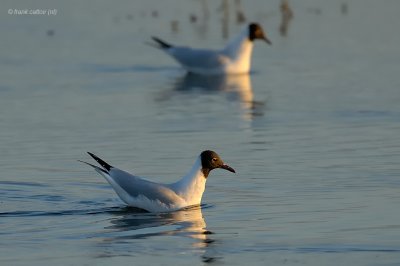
[212, 157, 218, 162]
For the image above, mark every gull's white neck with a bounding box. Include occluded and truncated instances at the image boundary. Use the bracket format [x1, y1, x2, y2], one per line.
[222, 27, 254, 73]
[169, 156, 207, 206]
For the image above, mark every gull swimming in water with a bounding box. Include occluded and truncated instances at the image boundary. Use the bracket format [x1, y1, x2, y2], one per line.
[150, 23, 271, 75]
[80, 150, 235, 213]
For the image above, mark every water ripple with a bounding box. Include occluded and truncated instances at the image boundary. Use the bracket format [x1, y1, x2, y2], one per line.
[0, 181, 48, 187]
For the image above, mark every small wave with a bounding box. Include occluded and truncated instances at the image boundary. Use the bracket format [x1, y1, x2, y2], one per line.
[0, 206, 130, 218]
[242, 244, 400, 254]
[0, 181, 48, 187]
[0, 204, 213, 218]
[81, 63, 178, 74]
[336, 110, 400, 119]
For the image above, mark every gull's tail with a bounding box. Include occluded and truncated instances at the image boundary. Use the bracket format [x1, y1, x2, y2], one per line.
[151, 36, 173, 49]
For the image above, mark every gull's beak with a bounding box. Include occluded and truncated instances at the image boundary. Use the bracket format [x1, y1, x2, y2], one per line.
[263, 36, 272, 45]
[221, 164, 236, 173]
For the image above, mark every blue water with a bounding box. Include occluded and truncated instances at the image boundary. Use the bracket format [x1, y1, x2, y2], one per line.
[1, 0, 400, 265]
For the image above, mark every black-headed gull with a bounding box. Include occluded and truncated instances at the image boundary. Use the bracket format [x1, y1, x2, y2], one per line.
[150, 23, 271, 75]
[80, 150, 235, 213]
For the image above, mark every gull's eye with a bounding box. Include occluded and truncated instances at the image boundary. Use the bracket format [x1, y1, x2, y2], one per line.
[212, 157, 218, 162]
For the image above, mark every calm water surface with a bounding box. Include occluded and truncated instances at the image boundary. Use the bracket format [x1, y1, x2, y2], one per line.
[1, 0, 400, 265]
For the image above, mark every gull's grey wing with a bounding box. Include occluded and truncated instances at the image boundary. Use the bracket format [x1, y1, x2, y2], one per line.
[107, 168, 183, 205]
[82, 152, 185, 210]
[168, 47, 229, 69]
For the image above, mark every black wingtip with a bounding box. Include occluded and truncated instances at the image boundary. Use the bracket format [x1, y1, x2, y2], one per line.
[151, 36, 172, 49]
[87, 152, 113, 171]
[78, 160, 109, 174]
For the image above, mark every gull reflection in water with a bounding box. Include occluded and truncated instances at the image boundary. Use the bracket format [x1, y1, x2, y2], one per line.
[107, 205, 208, 244]
[98, 205, 218, 262]
[159, 73, 265, 120]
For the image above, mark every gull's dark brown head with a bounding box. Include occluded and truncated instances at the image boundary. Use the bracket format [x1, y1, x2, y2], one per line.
[200, 150, 235, 178]
[248, 23, 272, 45]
